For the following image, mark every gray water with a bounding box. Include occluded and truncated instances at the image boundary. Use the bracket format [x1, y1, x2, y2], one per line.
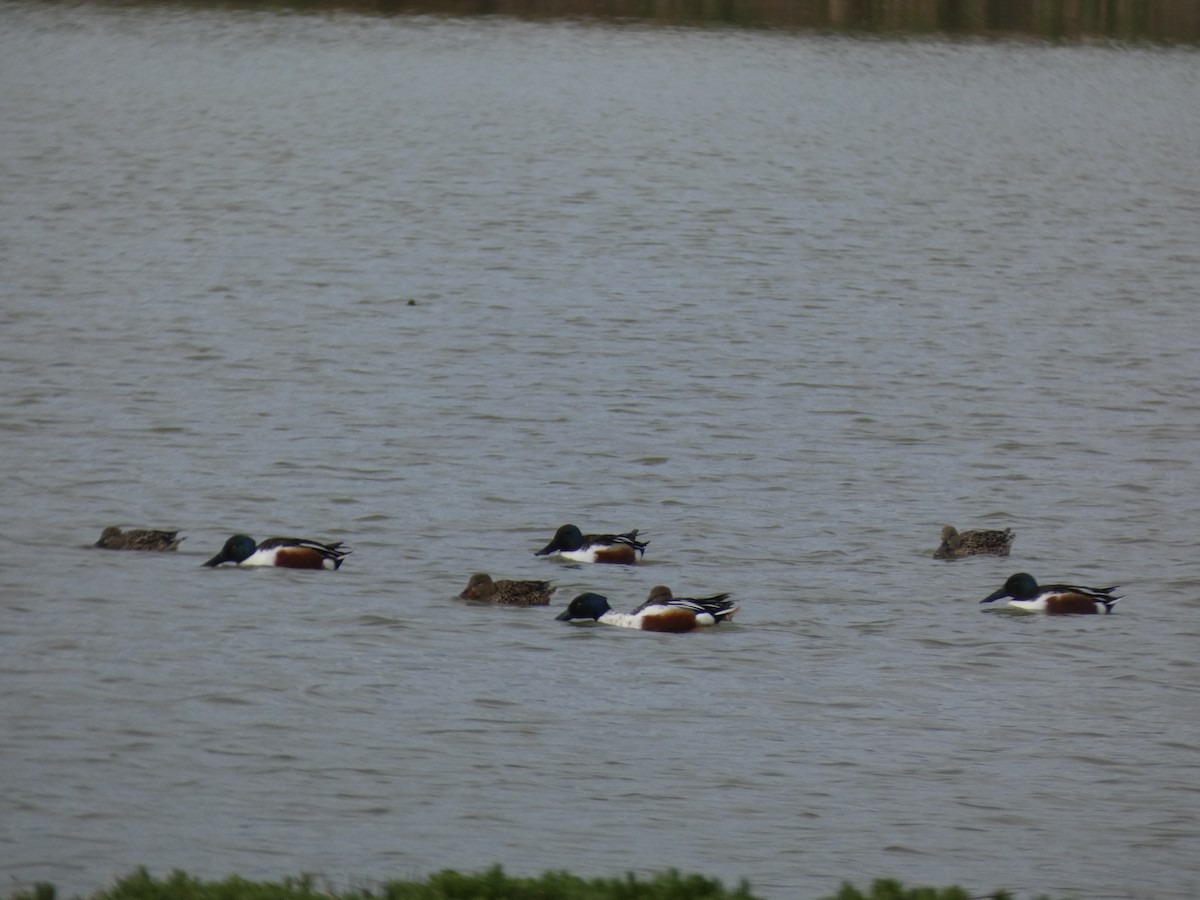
[2, 4, 1200, 898]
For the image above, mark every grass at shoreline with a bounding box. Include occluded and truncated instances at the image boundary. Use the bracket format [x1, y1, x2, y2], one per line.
[8, 867, 1069, 900]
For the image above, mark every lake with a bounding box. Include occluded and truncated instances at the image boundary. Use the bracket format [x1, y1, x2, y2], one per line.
[1, 2, 1198, 898]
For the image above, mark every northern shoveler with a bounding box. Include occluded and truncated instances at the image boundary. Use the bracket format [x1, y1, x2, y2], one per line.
[459, 573, 555, 606]
[981, 572, 1121, 615]
[555, 587, 738, 633]
[95, 526, 184, 551]
[535, 524, 647, 564]
[202, 535, 350, 570]
[934, 525, 1014, 559]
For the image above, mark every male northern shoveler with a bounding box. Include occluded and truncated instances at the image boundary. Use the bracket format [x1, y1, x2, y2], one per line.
[555, 587, 738, 633]
[934, 525, 1014, 559]
[459, 573, 555, 606]
[535, 524, 647, 564]
[981, 572, 1121, 615]
[202, 535, 350, 570]
[95, 526, 184, 551]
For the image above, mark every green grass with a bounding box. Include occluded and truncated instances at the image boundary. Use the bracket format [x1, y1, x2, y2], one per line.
[8, 868, 1069, 900]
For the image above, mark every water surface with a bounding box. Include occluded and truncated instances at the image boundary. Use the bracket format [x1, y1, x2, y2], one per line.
[2, 4, 1199, 898]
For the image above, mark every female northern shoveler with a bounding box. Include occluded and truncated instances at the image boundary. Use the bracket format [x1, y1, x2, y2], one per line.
[981, 572, 1121, 615]
[535, 524, 647, 564]
[934, 525, 1014, 559]
[459, 573, 555, 606]
[202, 535, 350, 570]
[95, 526, 184, 551]
[555, 587, 738, 633]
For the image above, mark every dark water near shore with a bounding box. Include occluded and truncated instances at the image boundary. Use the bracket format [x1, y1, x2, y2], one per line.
[35, 0, 1200, 44]
[2, 3, 1199, 898]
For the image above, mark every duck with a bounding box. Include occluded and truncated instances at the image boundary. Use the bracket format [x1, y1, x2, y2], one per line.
[459, 573, 555, 606]
[95, 526, 184, 551]
[535, 524, 647, 564]
[202, 535, 350, 570]
[981, 572, 1121, 614]
[556, 587, 738, 633]
[934, 525, 1014, 559]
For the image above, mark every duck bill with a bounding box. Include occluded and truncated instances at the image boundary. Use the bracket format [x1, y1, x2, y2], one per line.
[535, 541, 558, 557]
[555, 608, 577, 621]
[202, 552, 228, 567]
[980, 588, 1008, 604]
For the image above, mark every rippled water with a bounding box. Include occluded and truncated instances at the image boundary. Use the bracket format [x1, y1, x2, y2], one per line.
[2, 4, 1199, 898]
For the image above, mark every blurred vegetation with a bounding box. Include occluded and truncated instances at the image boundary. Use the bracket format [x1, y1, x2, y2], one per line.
[7, 868, 1074, 900]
